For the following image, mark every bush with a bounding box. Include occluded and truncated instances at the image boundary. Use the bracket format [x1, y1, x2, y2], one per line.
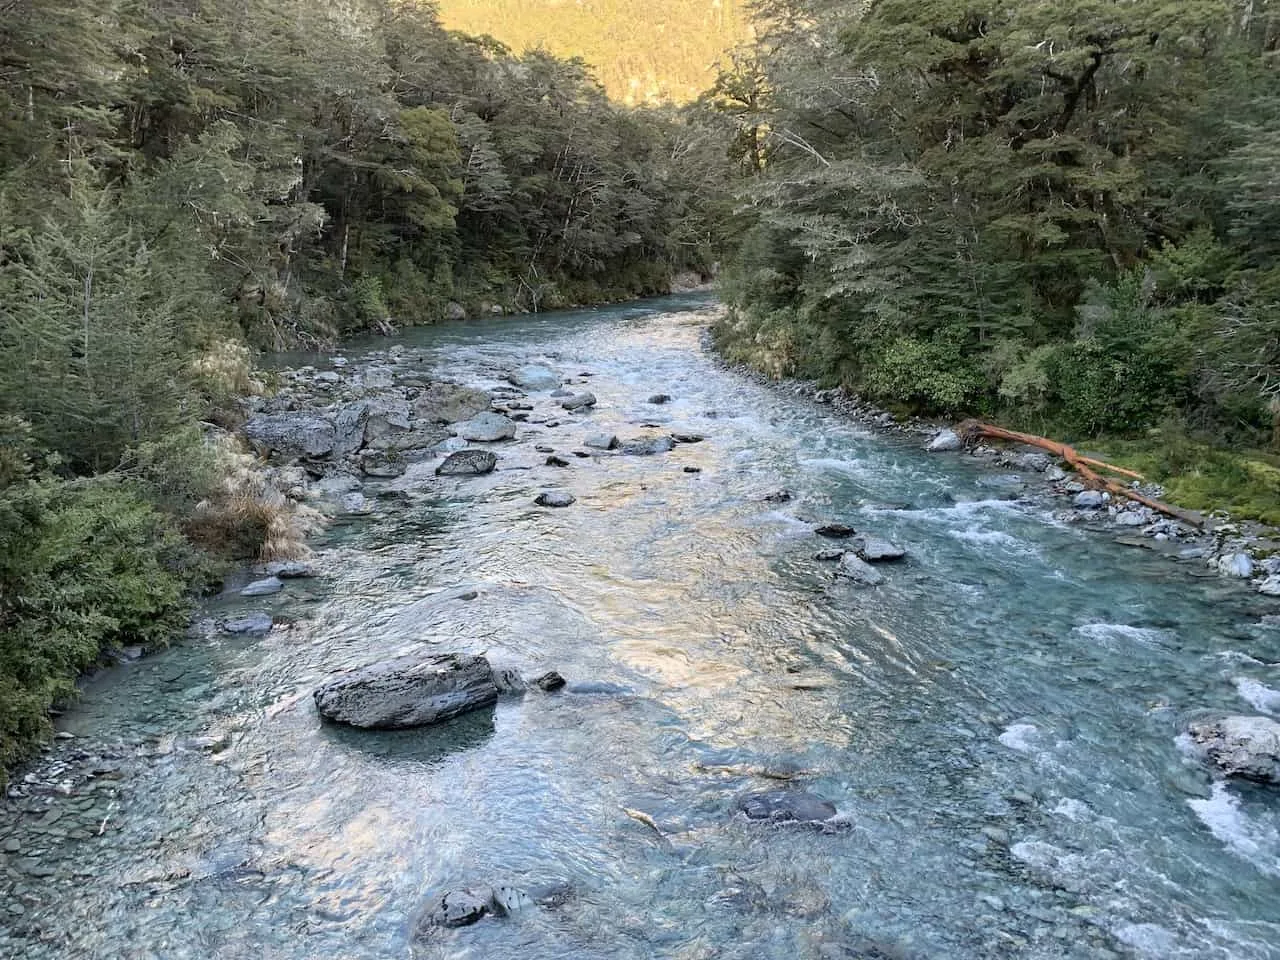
[865, 336, 985, 413]
[0, 476, 201, 782]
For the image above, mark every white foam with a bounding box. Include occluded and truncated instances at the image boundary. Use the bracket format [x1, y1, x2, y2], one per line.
[1073, 622, 1171, 647]
[1052, 798, 1093, 822]
[1113, 923, 1179, 956]
[998, 723, 1038, 753]
[1234, 677, 1280, 715]
[1188, 782, 1280, 878]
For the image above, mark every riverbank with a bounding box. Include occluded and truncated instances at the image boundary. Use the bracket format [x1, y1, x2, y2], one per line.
[708, 325, 1280, 600]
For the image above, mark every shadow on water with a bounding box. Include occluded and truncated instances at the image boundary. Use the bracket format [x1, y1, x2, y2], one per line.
[318, 707, 497, 767]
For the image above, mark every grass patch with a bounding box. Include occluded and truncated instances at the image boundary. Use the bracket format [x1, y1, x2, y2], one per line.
[1090, 431, 1280, 525]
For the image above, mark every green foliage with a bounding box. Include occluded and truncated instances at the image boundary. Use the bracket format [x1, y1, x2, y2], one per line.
[865, 336, 985, 414]
[717, 0, 1280, 452]
[0, 474, 200, 781]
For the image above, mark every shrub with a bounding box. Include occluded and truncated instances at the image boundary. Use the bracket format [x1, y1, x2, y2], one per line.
[0, 476, 200, 781]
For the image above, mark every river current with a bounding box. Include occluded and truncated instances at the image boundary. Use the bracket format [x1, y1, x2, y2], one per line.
[3, 296, 1279, 959]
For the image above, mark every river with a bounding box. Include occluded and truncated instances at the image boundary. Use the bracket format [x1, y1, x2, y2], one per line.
[2, 295, 1279, 959]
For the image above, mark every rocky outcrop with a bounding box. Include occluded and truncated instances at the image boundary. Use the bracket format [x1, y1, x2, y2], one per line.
[435, 450, 498, 476]
[313, 653, 499, 729]
[454, 412, 517, 442]
[737, 790, 838, 823]
[1188, 716, 1280, 784]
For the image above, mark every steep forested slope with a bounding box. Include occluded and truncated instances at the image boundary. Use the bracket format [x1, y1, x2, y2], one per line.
[437, 0, 753, 103]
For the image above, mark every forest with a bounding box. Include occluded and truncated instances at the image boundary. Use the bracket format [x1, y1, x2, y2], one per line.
[713, 0, 1280, 514]
[0, 0, 733, 777]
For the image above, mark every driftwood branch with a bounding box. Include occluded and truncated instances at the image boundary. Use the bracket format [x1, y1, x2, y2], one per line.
[954, 420, 1204, 529]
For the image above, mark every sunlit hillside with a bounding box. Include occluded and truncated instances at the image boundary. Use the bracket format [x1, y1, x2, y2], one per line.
[436, 0, 753, 103]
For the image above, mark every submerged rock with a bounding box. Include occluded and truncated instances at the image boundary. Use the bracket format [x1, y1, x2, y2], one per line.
[671, 432, 704, 444]
[1188, 716, 1280, 784]
[621, 435, 674, 456]
[546, 455, 571, 467]
[583, 433, 618, 450]
[260, 560, 316, 579]
[240, 577, 283, 597]
[737, 789, 838, 823]
[535, 490, 576, 508]
[436, 450, 497, 476]
[454, 412, 516, 442]
[560, 392, 597, 411]
[815, 523, 857, 539]
[508, 364, 560, 391]
[926, 429, 963, 453]
[648, 393, 672, 404]
[835, 555, 884, 585]
[313, 653, 499, 729]
[763, 489, 794, 503]
[855, 537, 906, 562]
[222, 612, 273, 635]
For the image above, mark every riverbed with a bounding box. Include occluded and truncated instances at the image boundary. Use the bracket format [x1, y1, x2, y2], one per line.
[3, 296, 1279, 959]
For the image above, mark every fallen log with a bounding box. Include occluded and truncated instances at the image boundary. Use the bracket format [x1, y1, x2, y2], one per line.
[954, 420, 1204, 529]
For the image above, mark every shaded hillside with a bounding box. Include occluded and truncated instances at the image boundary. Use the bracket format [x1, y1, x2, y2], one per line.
[437, 0, 753, 102]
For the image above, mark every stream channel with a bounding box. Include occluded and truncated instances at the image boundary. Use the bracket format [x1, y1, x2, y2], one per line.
[2, 295, 1279, 959]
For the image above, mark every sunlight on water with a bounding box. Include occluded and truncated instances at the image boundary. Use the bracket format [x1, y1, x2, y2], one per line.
[3, 295, 1279, 959]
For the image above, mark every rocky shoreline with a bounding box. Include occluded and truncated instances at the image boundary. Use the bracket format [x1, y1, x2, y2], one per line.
[713, 346, 1280, 600]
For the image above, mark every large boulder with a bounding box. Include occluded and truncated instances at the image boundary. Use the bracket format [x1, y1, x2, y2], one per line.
[413, 382, 493, 425]
[333, 401, 370, 455]
[1216, 553, 1254, 579]
[436, 450, 497, 476]
[454, 412, 517, 442]
[314, 653, 499, 729]
[243, 414, 336, 459]
[365, 397, 413, 441]
[737, 790, 838, 823]
[1188, 716, 1280, 783]
[508, 365, 560, 391]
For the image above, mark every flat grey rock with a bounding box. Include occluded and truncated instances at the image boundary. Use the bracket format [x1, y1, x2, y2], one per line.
[222, 612, 274, 635]
[454, 412, 517, 442]
[855, 537, 906, 562]
[508, 365, 560, 391]
[583, 433, 618, 450]
[835, 555, 884, 585]
[240, 577, 283, 597]
[314, 653, 499, 729]
[621, 436, 674, 456]
[1074, 491, 1106, 508]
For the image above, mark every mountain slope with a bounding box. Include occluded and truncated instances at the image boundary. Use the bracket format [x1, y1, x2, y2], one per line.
[436, 0, 753, 103]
